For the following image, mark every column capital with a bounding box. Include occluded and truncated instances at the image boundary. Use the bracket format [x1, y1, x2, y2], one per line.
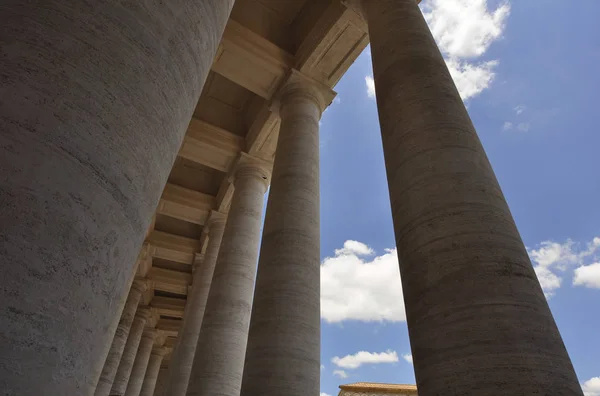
[231, 153, 272, 190]
[273, 69, 336, 115]
[342, 0, 422, 19]
[192, 253, 205, 273]
[151, 346, 170, 357]
[141, 328, 159, 342]
[131, 277, 149, 294]
[135, 306, 152, 321]
[206, 210, 227, 232]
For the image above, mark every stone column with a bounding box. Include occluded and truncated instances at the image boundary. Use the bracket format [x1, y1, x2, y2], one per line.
[164, 211, 227, 396]
[95, 279, 149, 396]
[240, 72, 333, 396]
[359, 0, 582, 395]
[111, 308, 152, 395]
[139, 347, 169, 396]
[124, 329, 159, 396]
[153, 367, 169, 396]
[187, 156, 271, 396]
[0, 1, 235, 394]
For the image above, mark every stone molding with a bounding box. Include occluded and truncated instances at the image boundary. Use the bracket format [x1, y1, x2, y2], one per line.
[273, 69, 336, 116]
[231, 152, 272, 189]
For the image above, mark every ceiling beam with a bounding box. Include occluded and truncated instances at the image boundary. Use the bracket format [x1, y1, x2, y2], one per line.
[146, 230, 201, 266]
[148, 267, 192, 296]
[178, 118, 244, 172]
[151, 296, 186, 319]
[212, 20, 293, 99]
[157, 183, 216, 225]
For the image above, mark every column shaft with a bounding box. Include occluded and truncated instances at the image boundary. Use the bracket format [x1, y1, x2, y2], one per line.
[124, 330, 158, 396]
[153, 367, 169, 396]
[139, 347, 168, 396]
[165, 213, 226, 396]
[111, 308, 151, 395]
[240, 75, 328, 396]
[187, 159, 270, 396]
[0, 1, 234, 394]
[362, 0, 582, 394]
[96, 280, 147, 396]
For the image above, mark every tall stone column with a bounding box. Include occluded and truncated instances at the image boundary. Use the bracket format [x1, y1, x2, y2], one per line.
[111, 308, 152, 395]
[153, 367, 169, 396]
[165, 211, 227, 396]
[124, 329, 159, 396]
[139, 347, 169, 396]
[360, 0, 582, 394]
[240, 72, 333, 396]
[0, 1, 235, 394]
[95, 279, 149, 396]
[187, 156, 271, 396]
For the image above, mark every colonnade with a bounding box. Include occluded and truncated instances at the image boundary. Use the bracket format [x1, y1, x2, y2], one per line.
[0, 1, 583, 396]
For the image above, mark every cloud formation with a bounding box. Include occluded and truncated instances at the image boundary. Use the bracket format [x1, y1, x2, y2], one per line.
[321, 242, 405, 323]
[332, 350, 399, 369]
[574, 263, 600, 289]
[333, 370, 348, 379]
[528, 237, 600, 297]
[582, 377, 600, 396]
[402, 353, 413, 364]
[365, 76, 376, 99]
[423, 0, 509, 100]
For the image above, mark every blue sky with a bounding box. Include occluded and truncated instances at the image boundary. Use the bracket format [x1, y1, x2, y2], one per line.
[317, 1, 600, 395]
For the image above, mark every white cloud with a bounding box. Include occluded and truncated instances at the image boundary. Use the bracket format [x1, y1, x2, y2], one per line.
[333, 96, 341, 105]
[332, 350, 399, 369]
[321, 393, 332, 396]
[528, 237, 600, 297]
[574, 263, 600, 289]
[335, 240, 374, 256]
[533, 266, 562, 298]
[582, 377, 600, 396]
[365, 75, 376, 99]
[420, 0, 510, 101]
[514, 104, 526, 114]
[503, 122, 513, 131]
[402, 353, 413, 364]
[529, 240, 580, 269]
[446, 59, 498, 100]
[333, 370, 348, 379]
[321, 242, 405, 323]
[321, 364, 325, 371]
[422, 0, 510, 59]
[517, 122, 530, 132]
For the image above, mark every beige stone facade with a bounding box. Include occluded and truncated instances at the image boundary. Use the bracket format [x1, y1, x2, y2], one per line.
[0, 0, 584, 395]
[339, 382, 418, 396]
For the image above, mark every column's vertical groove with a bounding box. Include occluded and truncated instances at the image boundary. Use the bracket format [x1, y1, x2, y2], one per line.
[111, 308, 152, 396]
[165, 212, 226, 396]
[240, 72, 332, 396]
[124, 329, 158, 396]
[361, 0, 582, 394]
[95, 279, 148, 396]
[139, 347, 168, 396]
[187, 157, 270, 396]
[0, 1, 235, 394]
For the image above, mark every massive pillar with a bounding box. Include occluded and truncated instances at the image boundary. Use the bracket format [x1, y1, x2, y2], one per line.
[96, 279, 149, 396]
[124, 329, 159, 396]
[360, 0, 582, 394]
[165, 212, 226, 396]
[111, 308, 152, 396]
[240, 72, 333, 396]
[0, 1, 235, 394]
[187, 156, 270, 396]
[139, 347, 169, 396]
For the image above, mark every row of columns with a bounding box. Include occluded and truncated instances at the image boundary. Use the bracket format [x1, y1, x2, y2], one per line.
[93, 278, 169, 396]
[0, 0, 583, 395]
